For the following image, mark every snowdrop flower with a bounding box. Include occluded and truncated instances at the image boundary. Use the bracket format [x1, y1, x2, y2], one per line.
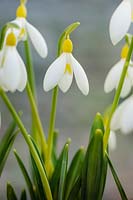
[43, 38, 89, 95]
[104, 45, 133, 98]
[109, 0, 132, 45]
[0, 32, 27, 92]
[11, 1, 48, 58]
[111, 96, 133, 134]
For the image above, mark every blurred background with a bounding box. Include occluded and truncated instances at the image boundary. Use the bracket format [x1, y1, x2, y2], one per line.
[0, 0, 133, 199]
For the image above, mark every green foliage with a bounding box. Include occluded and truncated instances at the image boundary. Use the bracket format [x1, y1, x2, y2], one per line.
[0, 121, 17, 176]
[7, 183, 18, 200]
[106, 153, 128, 200]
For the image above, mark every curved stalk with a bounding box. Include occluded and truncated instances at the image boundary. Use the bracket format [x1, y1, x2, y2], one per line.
[103, 37, 133, 151]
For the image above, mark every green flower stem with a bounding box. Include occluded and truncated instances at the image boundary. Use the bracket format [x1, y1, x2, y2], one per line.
[24, 39, 38, 147]
[26, 82, 47, 156]
[24, 39, 36, 98]
[0, 89, 53, 200]
[103, 36, 133, 151]
[45, 22, 80, 176]
[47, 86, 58, 160]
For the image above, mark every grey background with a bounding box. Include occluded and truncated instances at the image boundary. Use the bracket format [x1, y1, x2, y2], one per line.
[0, 0, 133, 199]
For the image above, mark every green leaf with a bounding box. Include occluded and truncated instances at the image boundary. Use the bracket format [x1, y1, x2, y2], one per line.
[52, 130, 59, 167]
[89, 112, 104, 141]
[58, 143, 69, 200]
[50, 139, 70, 199]
[20, 190, 27, 200]
[106, 153, 128, 200]
[97, 154, 108, 200]
[29, 136, 46, 200]
[0, 121, 17, 176]
[7, 183, 18, 200]
[14, 150, 36, 200]
[0, 23, 20, 50]
[64, 147, 85, 200]
[67, 177, 81, 200]
[82, 129, 103, 200]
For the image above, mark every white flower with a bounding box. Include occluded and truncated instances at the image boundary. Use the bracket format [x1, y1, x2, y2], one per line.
[104, 45, 133, 98]
[109, 131, 117, 151]
[10, 2, 48, 58]
[43, 38, 89, 95]
[109, 0, 132, 45]
[0, 32, 27, 92]
[111, 96, 133, 134]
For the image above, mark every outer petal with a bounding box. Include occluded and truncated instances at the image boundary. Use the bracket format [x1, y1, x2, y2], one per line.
[111, 96, 132, 131]
[109, 0, 131, 45]
[71, 54, 89, 95]
[104, 59, 124, 93]
[0, 47, 21, 92]
[43, 53, 66, 92]
[109, 131, 117, 151]
[120, 98, 133, 133]
[118, 77, 132, 98]
[26, 21, 48, 58]
[16, 51, 27, 91]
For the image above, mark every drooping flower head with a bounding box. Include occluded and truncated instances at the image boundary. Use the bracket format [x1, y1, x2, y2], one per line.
[111, 96, 133, 134]
[109, 0, 133, 45]
[11, 0, 48, 58]
[0, 32, 27, 92]
[43, 37, 89, 95]
[104, 44, 133, 98]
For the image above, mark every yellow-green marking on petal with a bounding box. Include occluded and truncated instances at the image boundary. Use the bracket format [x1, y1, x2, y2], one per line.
[65, 64, 72, 74]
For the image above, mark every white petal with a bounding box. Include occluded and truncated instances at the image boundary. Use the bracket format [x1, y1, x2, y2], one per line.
[111, 96, 133, 131]
[118, 77, 132, 98]
[109, 0, 131, 45]
[26, 21, 48, 58]
[71, 54, 89, 95]
[16, 51, 27, 91]
[58, 72, 73, 93]
[43, 53, 66, 92]
[120, 98, 133, 133]
[0, 47, 21, 92]
[104, 59, 124, 93]
[109, 131, 117, 151]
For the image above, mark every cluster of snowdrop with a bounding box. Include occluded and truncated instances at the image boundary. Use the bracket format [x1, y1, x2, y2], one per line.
[104, 0, 133, 148]
[1, 0, 132, 151]
[0, 0, 47, 92]
[0, 1, 89, 96]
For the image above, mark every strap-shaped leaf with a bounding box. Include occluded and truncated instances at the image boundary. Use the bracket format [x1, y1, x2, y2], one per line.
[14, 150, 36, 200]
[82, 129, 103, 200]
[20, 190, 27, 200]
[67, 177, 81, 200]
[52, 130, 59, 167]
[64, 147, 85, 200]
[0, 121, 17, 176]
[29, 136, 47, 200]
[106, 153, 128, 200]
[58, 143, 69, 200]
[89, 112, 104, 141]
[50, 140, 70, 199]
[97, 154, 108, 200]
[7, 183, 18, 200]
